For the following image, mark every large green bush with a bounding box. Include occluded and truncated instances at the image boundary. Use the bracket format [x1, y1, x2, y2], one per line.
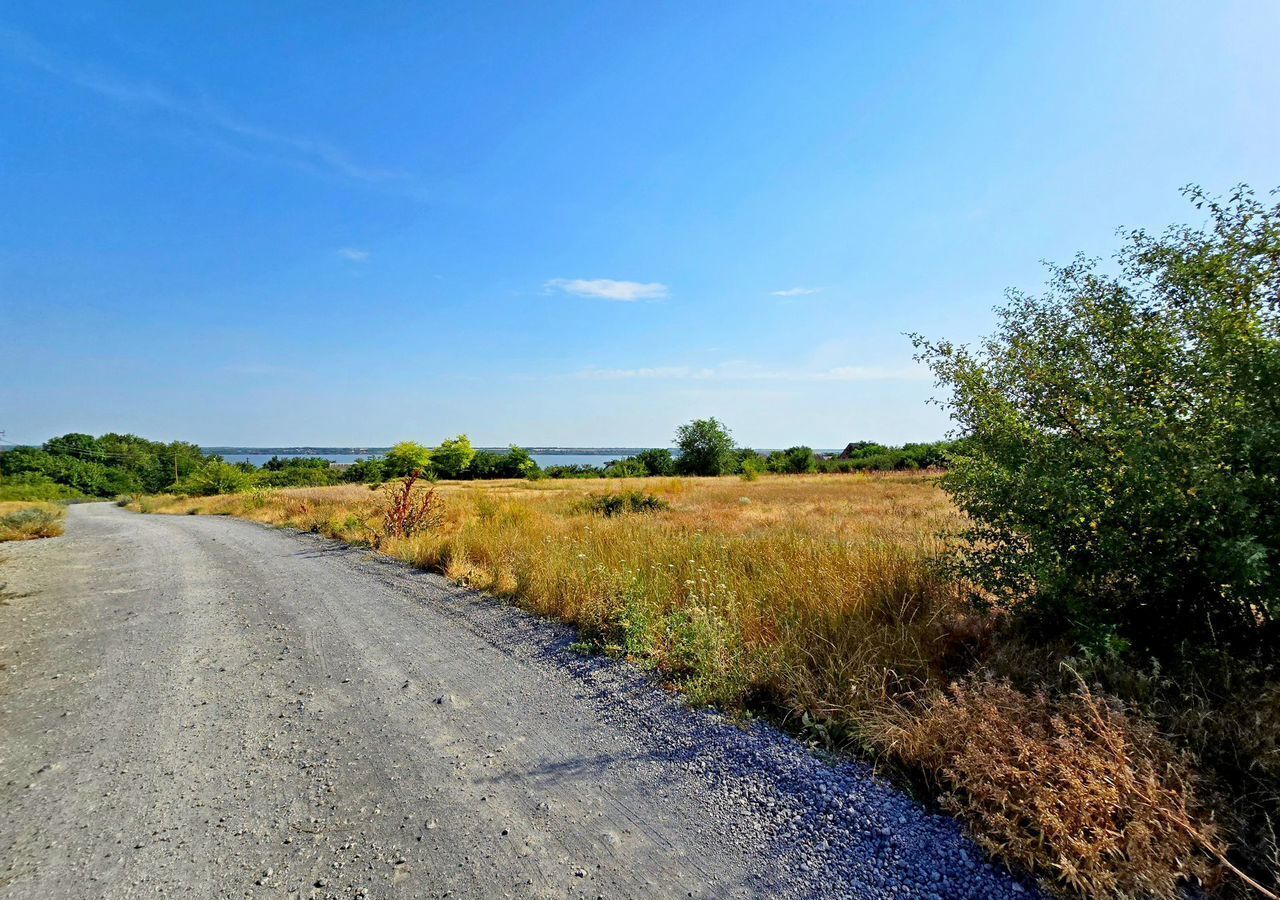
[675, 418, 737, 476]
[915, 186, 1280, 657]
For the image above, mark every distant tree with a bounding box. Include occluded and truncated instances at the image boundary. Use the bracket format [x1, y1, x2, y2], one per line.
[768, 446, 817, 474]
[383, 441, 433, 478]
[914, 185, 1280, 657]
[431, 435, 476, 480]
[633, 448, 675, 476]
[675, 418, 737, 476]
[604, 457, 647, 478]
[176, 461, 250, 496]
[343, 457, 386, 483]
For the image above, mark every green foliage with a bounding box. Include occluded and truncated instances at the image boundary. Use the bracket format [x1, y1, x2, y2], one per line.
[468, 445, 541, 479]
[545, 464, 605, 479]
[253, 466, 341, 488]
[604, 457, 648, 478]
[262, 455, 331, 471]
[675, 417, 737, 476]
[633, 447, 675, 476]
[768, 445, 818, 474]
[0, 473, 88, 501]
[578, 490, 670, 517]
[382, 441, 433, 478]
[739, 455, 765, 481]
[430, 434, 476, 480]
[343, 457, 386, 483]
[0, 433, 207, 496]
[914, 185, 1280, 657]
[175, 461, 252, 496]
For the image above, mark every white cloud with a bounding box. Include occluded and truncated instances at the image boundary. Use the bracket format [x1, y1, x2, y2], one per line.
[544, 278, 669, 302]
[770, 286, 822, 297]
[576, 362, 928, 382]
[337, 247, 370, 262]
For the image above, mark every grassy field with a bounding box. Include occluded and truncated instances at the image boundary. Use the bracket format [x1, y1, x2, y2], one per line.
[131, 473, 1249, 897]
[0, 501, 66, 542]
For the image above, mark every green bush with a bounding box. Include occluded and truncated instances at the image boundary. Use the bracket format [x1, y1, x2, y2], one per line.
[0, 473, 88, 501]
[382, 441, 433, 478]
[604, 457, 647, 478]
[343, 457, 386, 483]
[431, 434, 476, 479]
[175, 461, 252, 496]
[767, 445, 817, 474]
[634, 448, 675, 476]
[675, 417, 737, 476]
[914, 185, 1280, 658]
[579, 491, 670, 517]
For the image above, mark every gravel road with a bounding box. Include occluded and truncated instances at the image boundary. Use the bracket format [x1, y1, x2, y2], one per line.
[0, 503, 1034, 899]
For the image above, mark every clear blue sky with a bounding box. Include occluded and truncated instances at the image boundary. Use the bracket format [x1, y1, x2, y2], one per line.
[2, 2, 1277, 448]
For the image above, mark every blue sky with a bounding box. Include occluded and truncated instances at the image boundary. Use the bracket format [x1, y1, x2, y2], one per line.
[2, 2, 1277, 448]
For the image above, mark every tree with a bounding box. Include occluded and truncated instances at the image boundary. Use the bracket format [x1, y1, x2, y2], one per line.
[768, 446, 817, 474]
[675, 417, 737, 476]
[431, 434, 476, 480]
[634, 448, 675, 476]
[914, 185, 1280, 657]
[176, 461, 250, 496]
[344, 457, 386, 483]
[383, 441, 433, 478]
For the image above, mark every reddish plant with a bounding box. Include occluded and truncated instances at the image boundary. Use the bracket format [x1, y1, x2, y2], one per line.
[375, 470, 442, 547]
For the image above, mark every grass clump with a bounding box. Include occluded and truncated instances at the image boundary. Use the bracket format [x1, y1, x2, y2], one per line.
[0, 501, 66, 541]
[577, 490, 669, 517]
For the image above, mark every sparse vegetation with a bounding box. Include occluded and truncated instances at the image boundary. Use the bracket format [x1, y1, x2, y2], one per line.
[0, 501, 66, 541]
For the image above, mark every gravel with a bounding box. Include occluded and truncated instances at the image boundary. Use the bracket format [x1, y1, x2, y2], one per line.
[0, 502, 1039, 898]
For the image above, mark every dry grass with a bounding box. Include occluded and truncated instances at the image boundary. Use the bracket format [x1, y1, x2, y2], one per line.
[131, 473, 1245, 897]
[870, 675, 1223, 898]
[0, 501, 65, 542]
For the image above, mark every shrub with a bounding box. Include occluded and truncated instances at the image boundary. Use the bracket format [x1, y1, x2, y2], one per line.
[872, 676, 1227, 899]
[0, 473, 87, 501]
[914, 185, 1280, 658]
[343, 457, 386, 483]
[675, 417, 737, 476]
[431, 434, 476, 480]
[0, 502, 65, 541]
[376, 471, 443, 544]
[578, 491, 669, 517]
[175, 461, 251, 496]
[739, 455, 765, 481]
[382, 441, 433, 478]
[604, 457, 647, 478]
[634, 447, 675, 476]
[768, 445, 817, 474]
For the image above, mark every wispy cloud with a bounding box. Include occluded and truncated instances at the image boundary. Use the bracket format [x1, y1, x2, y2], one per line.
[0, 26, 407, 189]
[337, 247, 370, 262]
[770, 286, 822, 297]
[576, 361, 928, 382]
[544, 278, 669, 302]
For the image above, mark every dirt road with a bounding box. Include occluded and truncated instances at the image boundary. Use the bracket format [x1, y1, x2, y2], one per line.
[0, 504, 1030, 899]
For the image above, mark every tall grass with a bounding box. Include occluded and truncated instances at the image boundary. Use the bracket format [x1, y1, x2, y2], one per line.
[131, 474, 1244, 897]
[0, 501, 66, 542]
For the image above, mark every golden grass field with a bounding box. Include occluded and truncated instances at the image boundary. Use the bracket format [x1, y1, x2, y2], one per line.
[0, 500, 66, 542]
[131, 473, 1243, 897]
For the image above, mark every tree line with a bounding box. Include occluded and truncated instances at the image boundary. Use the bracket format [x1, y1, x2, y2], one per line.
[0, 427, 954, 500]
